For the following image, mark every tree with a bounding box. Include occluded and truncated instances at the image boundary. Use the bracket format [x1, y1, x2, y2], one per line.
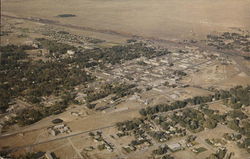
[228, 109, 247, 119]
[227, 119, 240, 131]
[204, 118, 217, 129]
[86, 102, 96, 109]
[162, 154, 174, 159]
[217, 148, 227, 159]
[207, 154, 218, 159]
[97, 144, 105, 150]
[152, 146, 168, 155]
[139, 108, 147, 116]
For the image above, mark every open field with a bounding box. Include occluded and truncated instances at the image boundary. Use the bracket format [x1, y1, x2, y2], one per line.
[2, 0, 250, 41]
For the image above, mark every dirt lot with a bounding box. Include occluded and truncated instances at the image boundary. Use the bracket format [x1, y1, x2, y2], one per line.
[182, 59, 250, 90]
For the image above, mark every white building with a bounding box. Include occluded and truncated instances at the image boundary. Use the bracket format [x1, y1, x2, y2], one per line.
[67, 50, 75, 55]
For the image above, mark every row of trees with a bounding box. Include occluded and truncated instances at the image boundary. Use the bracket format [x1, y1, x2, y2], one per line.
[139, 86, 249, 116]
[116, 118, 144, 132]
[223, 85, 250, 108]
[139, 100, 188, 116]
[0, 151, 59, 159]
[85, 83, 137, 103]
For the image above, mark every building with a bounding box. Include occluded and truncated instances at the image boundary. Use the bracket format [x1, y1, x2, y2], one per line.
[54, 124, 65, 129]
[67, 50, 75, 55]
[50, 129, 57, 136]
[168, 143, 182, 152]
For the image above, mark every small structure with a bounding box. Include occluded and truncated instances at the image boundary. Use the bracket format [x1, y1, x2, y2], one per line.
[67, 50, 75, 55]
[54, 124, 65, 129]
[168, 143, 182, 152]
[170, 94, 179, 99]
[71, 112, 80, 117]
[50, 129, 57, 136]
[96, 106, 110, 111]
[84, 146, 94, 151]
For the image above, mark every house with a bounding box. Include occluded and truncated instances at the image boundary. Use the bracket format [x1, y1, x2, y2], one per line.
[170, 94, 179, 99]
[71, 112, 80, 116]
[168, 143, 182, 152]
[124, 145, 136, 151]
[67, 50, 75, 55]
[50, 129, 57, 136]
[54, 124, 65, 129]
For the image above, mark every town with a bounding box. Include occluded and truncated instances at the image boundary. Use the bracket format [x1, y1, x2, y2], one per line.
[1, 0, 250, 159]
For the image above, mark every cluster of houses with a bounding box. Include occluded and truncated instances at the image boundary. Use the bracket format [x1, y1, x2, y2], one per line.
[68, 45, 222, 112]
[123, 137, 152, 153]
[115, 116, 189, 153]
[39, 26, 104, 47]
[129, 93, 152, 105]
[207, 32, 250, 53]
[90, 131, 115, 152]
[48, 124, 71, 136]
[205, 138, 227, 147]
[70, 111, 86, 117]
[90, 46, 218, 95]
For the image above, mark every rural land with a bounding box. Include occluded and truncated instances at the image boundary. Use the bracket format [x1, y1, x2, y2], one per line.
[0, 0, 250, 159]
